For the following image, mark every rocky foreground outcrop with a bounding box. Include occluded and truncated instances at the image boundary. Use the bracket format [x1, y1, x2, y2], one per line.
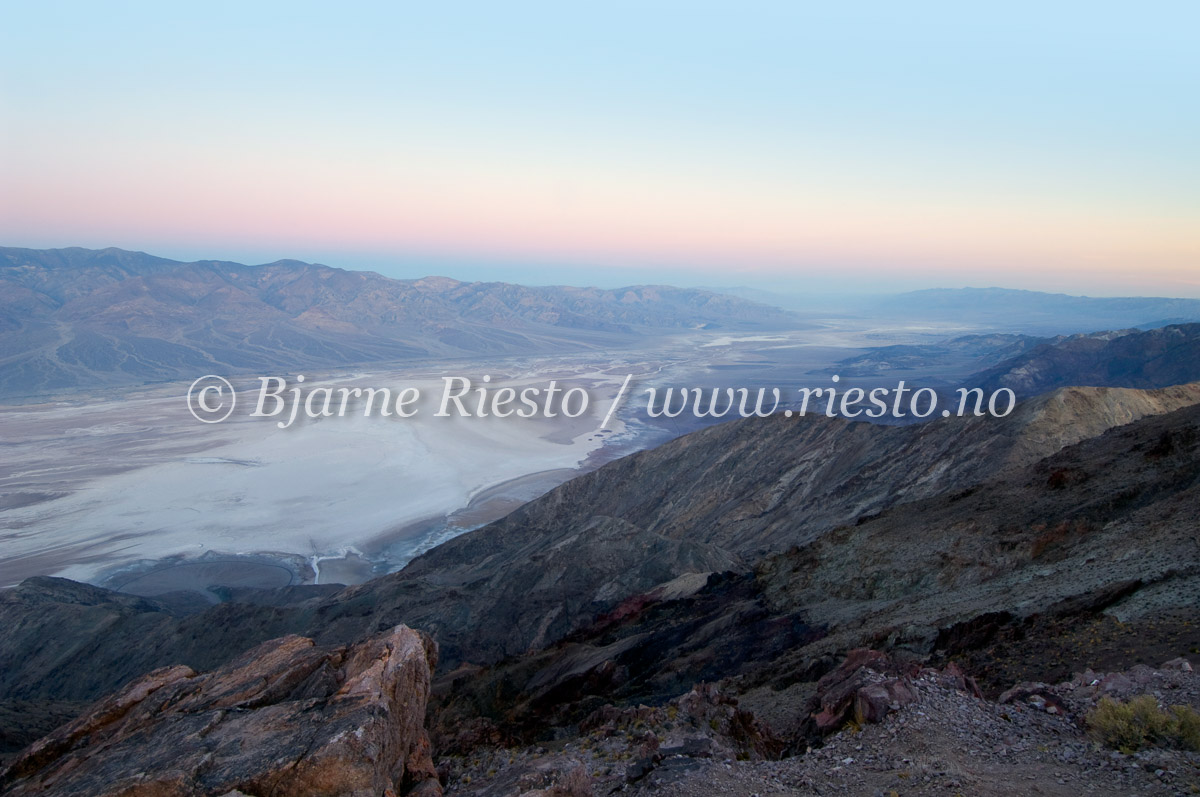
[0, 625, 441, 797]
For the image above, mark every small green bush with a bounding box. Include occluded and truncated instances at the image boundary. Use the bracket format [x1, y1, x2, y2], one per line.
[1172, 704, 1200, 750]
[1086, 695, 1200, 753]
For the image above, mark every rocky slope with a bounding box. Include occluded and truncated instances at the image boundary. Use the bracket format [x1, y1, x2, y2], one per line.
[1, 384, 1197, 729]
[0, 624, 441, 796]
[2, 382, 1199, 790]
[0, 246, 794, 397]
[421, 398, 1200, 753]
[379, 382, 1200, 665]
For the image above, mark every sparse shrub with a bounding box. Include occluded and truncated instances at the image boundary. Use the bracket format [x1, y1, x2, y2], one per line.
[1086, 695, 1200, 752]
[1173, 704, 1200, 750]
[549, 763, 593, 797]
[843, 703, 865, 735]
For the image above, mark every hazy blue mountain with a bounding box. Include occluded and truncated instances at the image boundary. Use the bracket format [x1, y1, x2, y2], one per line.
[0, 247, 795, 398]
[873, 287, 1200, 334]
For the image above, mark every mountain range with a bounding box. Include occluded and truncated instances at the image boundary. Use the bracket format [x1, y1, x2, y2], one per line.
[0, 247, 794, 398]
[705, 286, 1200, 332]
[872, 287, 1200, 333]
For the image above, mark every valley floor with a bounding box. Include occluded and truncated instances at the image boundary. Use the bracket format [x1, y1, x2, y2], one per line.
[0, 320, 985, 597]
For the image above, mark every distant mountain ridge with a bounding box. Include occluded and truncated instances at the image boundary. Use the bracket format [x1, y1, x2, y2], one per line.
[0, 246, 795, 398]
[873, 287, 1200, 333]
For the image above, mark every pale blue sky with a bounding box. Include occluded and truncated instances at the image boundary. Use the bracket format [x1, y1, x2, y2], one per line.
[2, 1, 1197, 294]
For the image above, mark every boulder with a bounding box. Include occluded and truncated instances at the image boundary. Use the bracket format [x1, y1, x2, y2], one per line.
[804, 649, 986, 739]
[854, 679, 919, 724]
[808, 648, 911, 735]
[0, 625, 440, 797]
[997, 682, 1068, 715]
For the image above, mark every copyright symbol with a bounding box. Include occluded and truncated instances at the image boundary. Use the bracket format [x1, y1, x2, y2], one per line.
[187, 375, 236, 424]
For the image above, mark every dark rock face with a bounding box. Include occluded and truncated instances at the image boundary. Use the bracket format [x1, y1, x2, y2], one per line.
[0, 701, 83, 762]
[384, 382, 1200, 665]
[425, 399, 1200, 755]
[413, 384, 1200, 565]
[969, 323, 1200, 396]
[0, 246, 794, 397]
[755, 399, 1200, 667]
[427, 570, 821, 751]
[0, 625, 441, 797]
[0, 576, 315, 702]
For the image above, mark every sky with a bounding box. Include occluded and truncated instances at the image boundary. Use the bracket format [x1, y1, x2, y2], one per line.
[1, 1, 1197, 296]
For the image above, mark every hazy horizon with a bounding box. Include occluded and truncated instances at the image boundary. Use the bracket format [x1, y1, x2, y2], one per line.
[5, 241, 1200, 301]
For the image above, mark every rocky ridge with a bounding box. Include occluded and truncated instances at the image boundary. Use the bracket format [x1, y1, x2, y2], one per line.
[970, 323, 1200, 397]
